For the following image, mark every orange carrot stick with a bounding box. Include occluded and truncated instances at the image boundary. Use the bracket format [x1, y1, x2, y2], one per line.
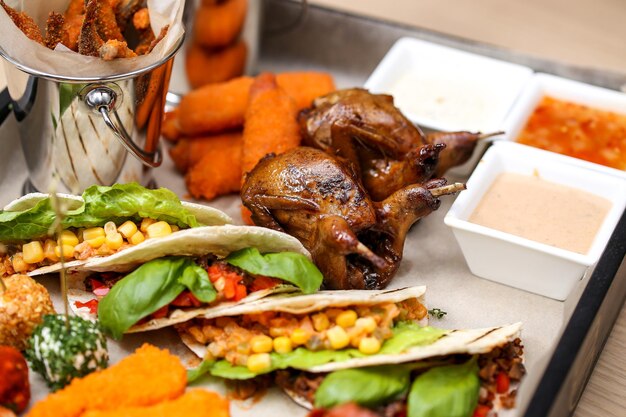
[185, 40, 248, 89]
[177, 72, 335, 136]
[193, 0, 248, 48]
[184, 133, 244, 201]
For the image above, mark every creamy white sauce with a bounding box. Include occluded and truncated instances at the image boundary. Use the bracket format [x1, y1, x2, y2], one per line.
[469, 172, 612, 255]
[388, 71, 495, 131]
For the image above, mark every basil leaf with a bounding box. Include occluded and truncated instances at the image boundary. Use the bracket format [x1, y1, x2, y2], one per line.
[315, 366, 411, 408]
[98, 257, 215, 339]
[408, 358, 480, 417]
[178, 262, 216, 303]
[0, 183, 198, 242]
[226, 248, 323, 293]
[380, 323, 447, 355]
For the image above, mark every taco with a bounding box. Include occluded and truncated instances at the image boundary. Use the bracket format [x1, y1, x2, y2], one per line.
[281, 324, 524, 417]
[178, 286, 437, 379]
[68, 225, 324, 339]
[0, 183, 231, 277]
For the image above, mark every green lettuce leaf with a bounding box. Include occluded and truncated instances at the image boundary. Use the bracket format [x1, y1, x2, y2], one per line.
[188, 325, 447, 381]
[315, 366, 411, 408]
[408, 358, 480, 417]
[98, 257, 215, 339]
[226, 248, 323, 293]
[0, 183, 198, 242]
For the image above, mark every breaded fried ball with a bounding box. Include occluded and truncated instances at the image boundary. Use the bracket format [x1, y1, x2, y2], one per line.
[0, 275, 55, 350]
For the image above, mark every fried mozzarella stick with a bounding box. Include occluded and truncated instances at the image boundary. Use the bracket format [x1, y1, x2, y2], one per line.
[182, 133, 244, 200]
[185, 40, 248, 88]
[194, 0, 248, 48]
[170, 131, 243, 173]
[241, 73, 301, 221]
[81, 390, 230, 417]
[26, 345, 187, 417]
[173, 72, 336, 138]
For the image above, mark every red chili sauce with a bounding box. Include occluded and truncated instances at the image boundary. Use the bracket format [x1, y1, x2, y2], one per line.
[516, 96, 626, 170]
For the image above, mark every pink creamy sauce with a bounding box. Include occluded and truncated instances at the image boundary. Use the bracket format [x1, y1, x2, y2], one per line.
[469, 172, 612, 255]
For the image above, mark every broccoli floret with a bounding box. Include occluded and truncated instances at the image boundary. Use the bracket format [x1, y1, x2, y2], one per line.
[26, 314, 109, 391]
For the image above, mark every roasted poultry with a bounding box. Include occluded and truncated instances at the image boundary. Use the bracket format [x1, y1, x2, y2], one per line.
[299, 88, 499, 200]
[241, 147, 464, 290]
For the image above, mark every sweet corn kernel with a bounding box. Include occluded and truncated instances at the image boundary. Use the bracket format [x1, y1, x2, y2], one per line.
[54, 244, 75, 259]
[85, 236, 105, 248]
[43, 239, 58, 262]
[57, 230, 79, 247]
[273, 336, 293, 354]
[269, 327, 287, 338]
[355, 317, 377, 333]
[290, 329, 311, 346]
[250, 335, 273, 353]
[146, 221, 172, 239]
[358, 337, 381, 354]
[336, 310, 358, 328]
[22, 241, 45, 264]
[247, 353, 271, 373]
[312, 313, 330, 332]
[11, 254, 29, 273]
[104, 221, 117, 236]
[140, 218, 156, 232]
[117, 221, 138, 238]
[105, 232, 124, 250]
[327, 326, 350, 350]
[83, 227, 105, 241]
[170, 224, 180, 232]
[129, 231, 145, 245]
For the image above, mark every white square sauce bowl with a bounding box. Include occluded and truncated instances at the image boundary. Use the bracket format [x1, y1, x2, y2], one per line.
[444, 142, 626, 300]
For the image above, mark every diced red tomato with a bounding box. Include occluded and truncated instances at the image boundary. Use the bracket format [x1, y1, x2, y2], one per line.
[234, 284, 247, 301]
[249, 276, 280, 292]
[472, 404, 491, 417]
[151, 305, 169, 319]
[74, 299, 99, 315]
[90, 278, 106, 290]
[208, 262, 248, 301]
[171, 291, 203, 307]
[496, 372, 510, 394]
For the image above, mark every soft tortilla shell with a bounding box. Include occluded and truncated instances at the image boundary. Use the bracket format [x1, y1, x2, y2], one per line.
[179, 286, 428, 359]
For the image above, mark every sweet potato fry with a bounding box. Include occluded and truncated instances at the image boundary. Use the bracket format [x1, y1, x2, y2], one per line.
[241, 73, 300, 222]
[170, 131, 242, 173]
[193, 0, 247, 48]
[185, 40, 248, 89]
[184, 133, 244, 201]
[177, 72, 336, 136]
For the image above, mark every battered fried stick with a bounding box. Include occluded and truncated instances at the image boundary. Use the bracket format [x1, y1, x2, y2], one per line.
[170, 132, 243, 173]
[26, 344, 187, 417]
[185, 40, 247, 88]
[176, 72, 336, 136]
[62, 0, 85, 51]
[182, 133, 244, 200]
[194, 0, 248, 48]
[78, 0, 105, 56]
[0, 0, 44, 45]
[132, 7, 154, 55]
[114, 0, 144, 32]
[94, 0, 125, 42]
[99, 39, 137, 60]
[240, 73, 300, 221]
[44, 12, 68, 50]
